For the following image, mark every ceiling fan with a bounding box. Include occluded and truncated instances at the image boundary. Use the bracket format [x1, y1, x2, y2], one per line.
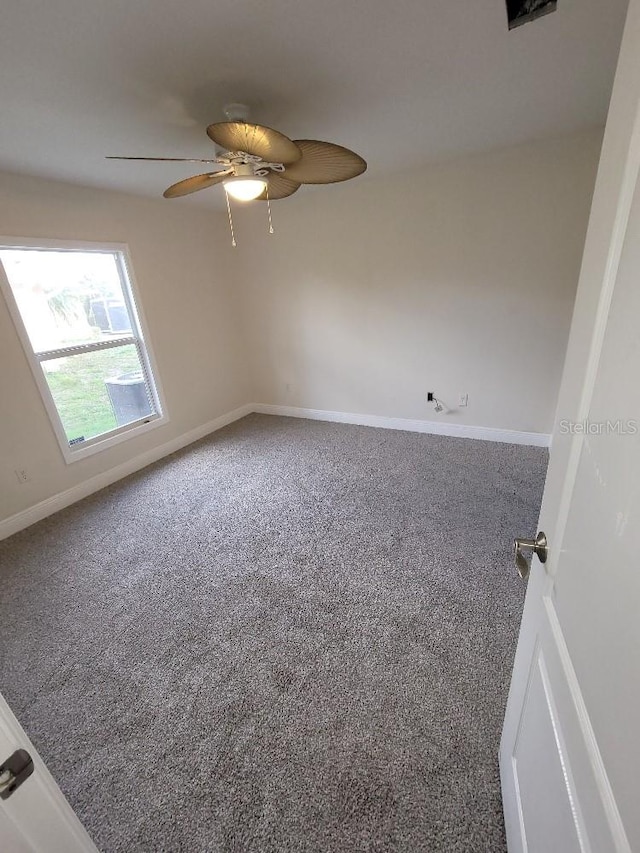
[107, 104, 367, 204]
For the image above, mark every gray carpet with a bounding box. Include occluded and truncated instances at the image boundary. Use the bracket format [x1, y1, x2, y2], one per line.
[0, 414, 547, 852]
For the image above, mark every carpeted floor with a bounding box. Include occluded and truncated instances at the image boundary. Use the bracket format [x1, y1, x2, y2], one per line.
[0, 414, 547, 852]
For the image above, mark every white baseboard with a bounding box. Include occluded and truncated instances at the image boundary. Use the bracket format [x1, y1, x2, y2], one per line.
[1, 401, 549, 541]
[0, 403, 252, 541]
[252, 403, 551, 448]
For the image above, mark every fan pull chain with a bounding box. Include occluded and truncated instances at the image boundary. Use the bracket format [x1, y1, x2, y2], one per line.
[266, 186, 274, 235]
[224, 188, 237, 247]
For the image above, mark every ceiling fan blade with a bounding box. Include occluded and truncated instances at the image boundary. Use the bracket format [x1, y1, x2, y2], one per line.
[206, 122, 302, 164]
[106, 156, 226, 164]
[283, 140, 366, 184]
[163, 171, 232, 198]
[257, 173, 301, 201]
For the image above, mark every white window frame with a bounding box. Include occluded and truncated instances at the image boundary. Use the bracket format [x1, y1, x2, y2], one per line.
[0, 236, 168, 463]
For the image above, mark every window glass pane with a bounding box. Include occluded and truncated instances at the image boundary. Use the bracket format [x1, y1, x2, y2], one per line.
[41, 344, 156, 444]
[0, 249, 132, 352]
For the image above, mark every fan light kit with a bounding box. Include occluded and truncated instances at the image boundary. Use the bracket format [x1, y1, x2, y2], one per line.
[107, 103, 367, 246]
[223, 176, 268, 202]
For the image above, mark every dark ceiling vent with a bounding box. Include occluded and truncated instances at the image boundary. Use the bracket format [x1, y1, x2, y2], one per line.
[507, 0, 557, 30]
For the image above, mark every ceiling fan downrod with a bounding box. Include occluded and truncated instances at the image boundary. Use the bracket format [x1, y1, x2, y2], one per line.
[222, 103, 251, 123]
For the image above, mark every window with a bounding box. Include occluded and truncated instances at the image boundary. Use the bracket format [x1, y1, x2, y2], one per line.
[0, 239, 166, 462]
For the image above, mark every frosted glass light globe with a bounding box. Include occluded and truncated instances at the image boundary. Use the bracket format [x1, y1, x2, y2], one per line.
[224, 176, 267, 201]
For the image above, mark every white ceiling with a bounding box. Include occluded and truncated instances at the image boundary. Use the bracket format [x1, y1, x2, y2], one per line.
[0, 0, 629, 208]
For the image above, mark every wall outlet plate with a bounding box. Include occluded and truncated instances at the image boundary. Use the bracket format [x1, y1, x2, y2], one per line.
[458, 393, 469, 408]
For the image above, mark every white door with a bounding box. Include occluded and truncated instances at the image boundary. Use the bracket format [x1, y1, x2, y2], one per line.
[0, 691, 97, 853]
[500, 2, 640, 851]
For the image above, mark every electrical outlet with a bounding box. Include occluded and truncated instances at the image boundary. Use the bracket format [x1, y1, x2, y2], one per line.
[458, 393, 469, 408]
[15, 468, 30, 484]
[427, 392, 434, 402]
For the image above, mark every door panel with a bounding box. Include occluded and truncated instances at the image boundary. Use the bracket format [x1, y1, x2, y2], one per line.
[0, 809, 33, 853]
[514, 640, 583, 853]
[553, 173, 640, 850]
[500, 1, 640, 850]
[506, 599, 624, 853]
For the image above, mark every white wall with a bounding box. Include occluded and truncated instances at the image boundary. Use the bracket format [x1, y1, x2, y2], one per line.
[236, 130, 602, 435]
[0, 129, 603, 528]
[0, 171, 250, 523]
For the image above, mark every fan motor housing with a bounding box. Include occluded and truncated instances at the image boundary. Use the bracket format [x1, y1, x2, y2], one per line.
[233, 163, 257, 177]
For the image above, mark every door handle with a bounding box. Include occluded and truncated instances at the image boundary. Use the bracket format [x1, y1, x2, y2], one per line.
[0, 749, 33, 800]
[513, 531, 548, 580]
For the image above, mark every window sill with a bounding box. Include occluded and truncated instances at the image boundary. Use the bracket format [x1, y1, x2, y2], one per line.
[61, 413, 169, 464]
